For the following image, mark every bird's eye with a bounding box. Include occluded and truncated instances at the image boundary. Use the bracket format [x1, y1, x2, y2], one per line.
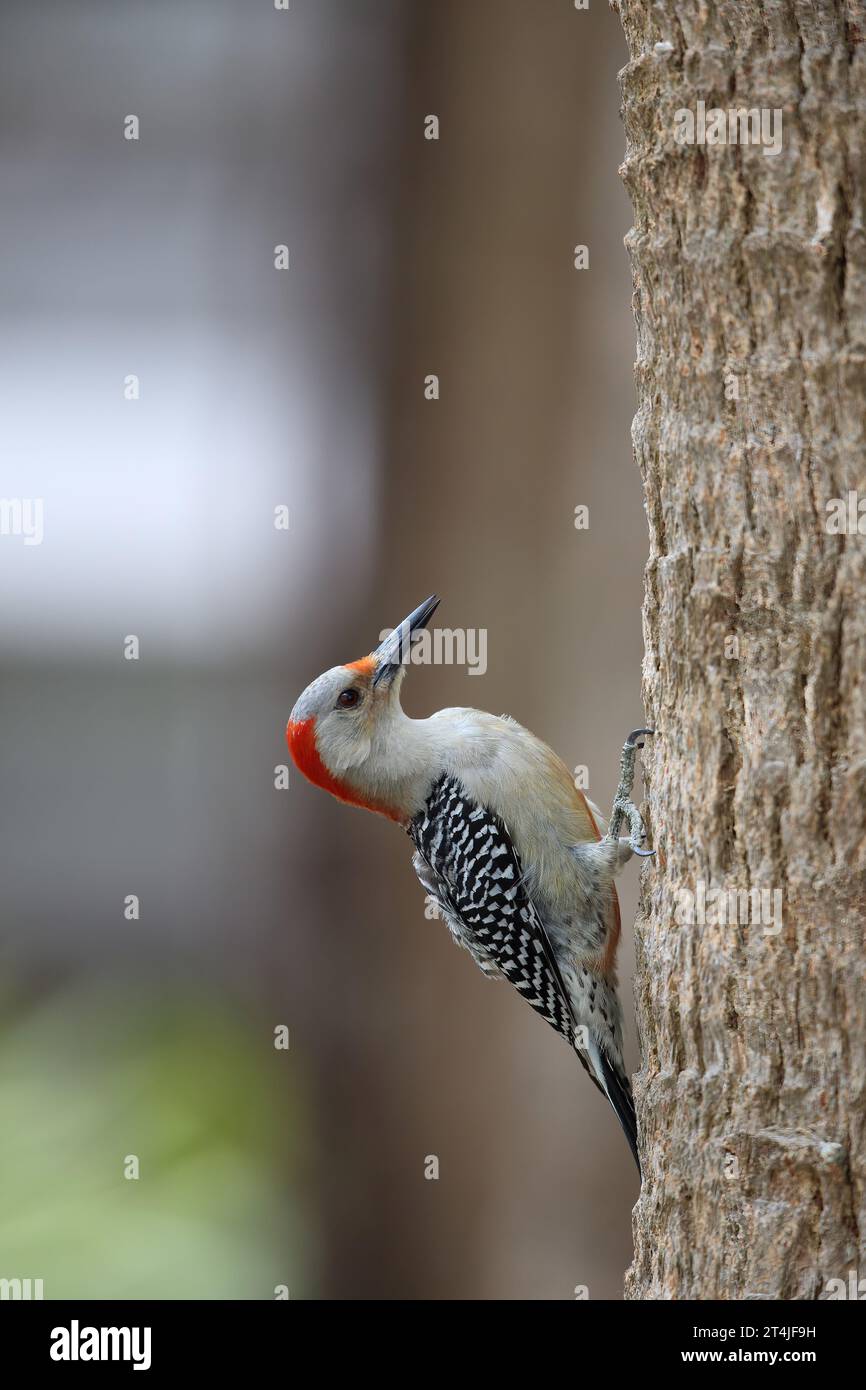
[337, 688, 361, 709]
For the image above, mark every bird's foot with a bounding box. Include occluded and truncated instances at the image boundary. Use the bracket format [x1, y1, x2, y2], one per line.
[606, 728, 655, 856]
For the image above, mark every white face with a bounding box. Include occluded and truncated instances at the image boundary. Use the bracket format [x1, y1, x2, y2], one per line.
[289, 661, 405, 774]
[288, 596, 438, 791]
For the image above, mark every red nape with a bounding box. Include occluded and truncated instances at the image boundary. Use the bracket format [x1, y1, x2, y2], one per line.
[345, 654, 376, 677]
[285, 717, 403, 823]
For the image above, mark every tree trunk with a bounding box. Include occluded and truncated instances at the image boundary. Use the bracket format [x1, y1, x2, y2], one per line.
[615, 0, 866, 1299]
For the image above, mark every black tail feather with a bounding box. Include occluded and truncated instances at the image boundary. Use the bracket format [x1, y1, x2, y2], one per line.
[596, 1050, 641, 1178]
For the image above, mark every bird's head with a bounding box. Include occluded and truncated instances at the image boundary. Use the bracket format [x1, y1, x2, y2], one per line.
[286, 595, 440, 821]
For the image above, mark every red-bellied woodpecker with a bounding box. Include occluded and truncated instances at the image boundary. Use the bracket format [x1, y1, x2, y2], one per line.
[286, 596, 654, 1173]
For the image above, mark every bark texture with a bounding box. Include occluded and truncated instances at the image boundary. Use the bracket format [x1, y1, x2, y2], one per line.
[616, 0, 866, 1298]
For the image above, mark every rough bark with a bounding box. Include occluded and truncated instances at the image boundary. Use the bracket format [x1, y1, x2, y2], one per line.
[615, 0, 866, 1298]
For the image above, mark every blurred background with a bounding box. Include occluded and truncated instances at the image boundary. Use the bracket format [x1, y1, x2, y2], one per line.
[0, 0, 646, 1298]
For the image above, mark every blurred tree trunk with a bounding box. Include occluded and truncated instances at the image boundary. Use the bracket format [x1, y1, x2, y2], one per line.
[616, 0, 866, 1298]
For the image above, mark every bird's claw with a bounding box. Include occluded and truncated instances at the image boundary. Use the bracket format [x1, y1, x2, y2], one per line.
[625, 727, 656, 750]
[630, 820, 655, 856]
[624, 803, 653, 857]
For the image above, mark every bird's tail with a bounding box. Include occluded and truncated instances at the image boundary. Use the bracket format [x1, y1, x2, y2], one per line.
[589, 1041, 641, 1177]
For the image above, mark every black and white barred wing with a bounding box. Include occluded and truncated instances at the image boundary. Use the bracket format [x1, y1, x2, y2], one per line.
[409, 774, 577, 1045]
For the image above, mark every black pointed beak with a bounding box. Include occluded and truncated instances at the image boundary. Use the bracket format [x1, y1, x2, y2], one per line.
[372, 594, 440, 687]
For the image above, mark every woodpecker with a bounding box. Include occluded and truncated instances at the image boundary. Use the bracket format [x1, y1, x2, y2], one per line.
[286, 596, 654, 1173]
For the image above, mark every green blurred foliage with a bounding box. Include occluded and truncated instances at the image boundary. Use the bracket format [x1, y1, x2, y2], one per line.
[0, 981, 311, 1298]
